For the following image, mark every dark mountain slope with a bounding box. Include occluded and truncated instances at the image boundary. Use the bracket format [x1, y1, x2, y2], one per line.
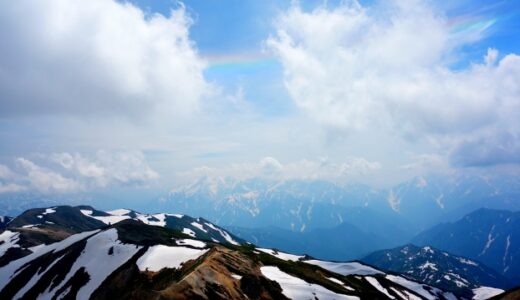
[362, 244, 512, 297]
[229, 221, 388, 261]
[412, 208, 520, 282]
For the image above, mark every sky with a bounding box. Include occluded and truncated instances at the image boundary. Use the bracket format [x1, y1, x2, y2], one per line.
[0, 0, 520, 199]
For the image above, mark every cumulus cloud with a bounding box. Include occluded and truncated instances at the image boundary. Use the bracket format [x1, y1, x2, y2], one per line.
[450, 132, 520, 167]
[0, 164, 16, 180]
[0, 150, 159, 194]
[267, 0, 520, 166]
[51, 151, 159, 187]
[400, 153, 448, 171]
[0, 0, 211, 118]
[0, 183, 26, 194]
[178, 156, 381, 183]
[16, 158, 83, 193]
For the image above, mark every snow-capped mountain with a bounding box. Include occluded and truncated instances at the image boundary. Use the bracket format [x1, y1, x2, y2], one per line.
[0, 205, 471, 300]
[0, 205, 243, 268]
[389, 173, 520, 230]
[362, 244, 512, 297]
[413, 208, 520, 283]
[166, 177, 390, 231]
[163, 173, 520, 237]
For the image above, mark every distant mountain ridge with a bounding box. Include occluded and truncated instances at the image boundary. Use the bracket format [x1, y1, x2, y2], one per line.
[228, 222, 390, 261]
[163, 173, 520, 234]
[362, 244, 513, 297]
[413, 208, 520, 283]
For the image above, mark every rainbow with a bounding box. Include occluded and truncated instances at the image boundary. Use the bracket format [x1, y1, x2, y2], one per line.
[204, 52, 279, 71]
[447, 14, 497, 36]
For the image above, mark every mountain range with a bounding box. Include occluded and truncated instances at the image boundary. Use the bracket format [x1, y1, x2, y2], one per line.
[412, 208, 520, 283]
[0, 204, 489, 300]
[162, 173, 520, 235]
[362, 244, 513, 298]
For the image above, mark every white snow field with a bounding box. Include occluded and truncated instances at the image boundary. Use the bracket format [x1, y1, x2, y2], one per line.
[305, 260, 383, 276]
[176, 239, 207, 248]
[257, 248, 304, 262]
[365, 276, 395, 299]
[472, 287, 504, 300]
[38, 228, 142, 300]
[260, 266, 359, 300]
[136, 245, 208, 272]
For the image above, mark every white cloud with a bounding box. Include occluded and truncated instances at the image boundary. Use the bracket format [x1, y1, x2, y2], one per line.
[267, 0, 520, 166]
[400, 153, 448, 171]
[0, 150, 159, 194]
[178, 156, 381, 183]
[0, 183, 27, 194]
[51, 151, 159, 187]
[0, 164, 16, 180]
[16, 158, 83, 193]
[0, 0, 212, 118]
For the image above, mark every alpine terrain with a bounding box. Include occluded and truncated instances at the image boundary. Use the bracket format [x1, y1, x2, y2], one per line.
[0, 204, 507, 300]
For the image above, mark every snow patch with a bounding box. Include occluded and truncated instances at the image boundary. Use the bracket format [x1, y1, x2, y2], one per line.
[418, 261, 438, 271]
[305, 260, 383, 276]
[176, 239, 206, 248]
[182, 228, 196, 237]
[92, 215, 130, 225]
[40, 229, 141, 299]
[107, 209, 132, 216]
[191, 222, 207, 233]
[0, 230, 100, 295]
[327, 277, 355, 291]
[366, 277, 395, 299]
[80, 209, 93, 216]
[472, 287, 504, 300]
[22, 224, 38, 228]
[457, 257, 478, 266]
[205, 222, 239, 245]
[480, 225, 496, 256]
[260, 266, 358, 300]
[386, 275, 441, 300]
[0, 230, 20, 257]
[435, 194, 444, 209]
[42, 208, 56, 215]
[422, 246, 434, 254]
[232, 274, 242, 280]
[390, 287, 422, 300]
[146, 213, 167, 227]
[257, 248, 304, 262]
[80, 209, 130, 225]
[503, 235, 511, 272]
[137, 245, 208, 272]
[387, 190, 400, 212]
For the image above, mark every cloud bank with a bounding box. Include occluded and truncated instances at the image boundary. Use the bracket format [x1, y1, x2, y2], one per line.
[0, 0, 211, 118]
[0, 151, 159, 194]
[178, 156, 381, 183]
[267, 0, 520, 167]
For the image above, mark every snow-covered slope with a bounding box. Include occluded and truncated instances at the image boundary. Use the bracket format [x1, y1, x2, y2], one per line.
[0, 211, 473, 300]
[363, 244, 512, 298]
[79, 206, 243, 245]
[413, 208, 520, 283]
[260, 266, 358, 300]
[0, 204, 243, 277]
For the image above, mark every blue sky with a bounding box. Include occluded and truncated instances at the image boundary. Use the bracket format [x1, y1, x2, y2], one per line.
[0, 0, 520, 199]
